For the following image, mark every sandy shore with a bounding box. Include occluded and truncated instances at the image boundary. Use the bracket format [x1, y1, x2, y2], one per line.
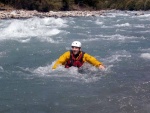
[0, 10, 107, 19]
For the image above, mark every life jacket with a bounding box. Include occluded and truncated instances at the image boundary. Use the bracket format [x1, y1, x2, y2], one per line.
[65, 50, 85, 68]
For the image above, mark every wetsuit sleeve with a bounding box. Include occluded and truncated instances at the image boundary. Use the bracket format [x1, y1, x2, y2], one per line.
[83, 53, 103, 67]
[52, 51, 70, 69]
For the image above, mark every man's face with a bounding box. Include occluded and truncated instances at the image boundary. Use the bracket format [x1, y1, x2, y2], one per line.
[72, 46, 80, 55]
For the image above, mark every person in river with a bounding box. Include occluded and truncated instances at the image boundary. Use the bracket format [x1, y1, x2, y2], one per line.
[52, 41, 105, 70]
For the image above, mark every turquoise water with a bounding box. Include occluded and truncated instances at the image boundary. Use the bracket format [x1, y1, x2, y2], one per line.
[0, 11, 150, 113]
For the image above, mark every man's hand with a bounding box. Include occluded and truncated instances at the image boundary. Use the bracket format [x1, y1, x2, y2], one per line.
[99, 65, 105, 70]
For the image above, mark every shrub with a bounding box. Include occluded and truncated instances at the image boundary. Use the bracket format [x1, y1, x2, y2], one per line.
[135, 0, 144, 10]
[117, 2, 126, 10]
[144, 0, 150, 10]
[95, 1, 104, 10]
[125, 0, 136, 10]
[110, 3, 116, 9]
[1, 0, 149, 11]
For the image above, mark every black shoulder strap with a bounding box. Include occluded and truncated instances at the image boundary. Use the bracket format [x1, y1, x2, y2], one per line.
[69, 50, 73, 66]
[80, 51, 85, 62]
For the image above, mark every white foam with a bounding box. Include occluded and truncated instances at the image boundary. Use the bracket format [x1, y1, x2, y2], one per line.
[134, 24, 145, 28]
[115, 23, 130, 27]
[95, 19, 103, 25]
[0, 17, 67, 42]
[107, 12, 129, 17]
[139, 30, 150, 33]
[105, 50, 131, 63]
[2, 20, 32, 38]
[140, 48, 150, 52]
[107, 54, 131, 63]
[33, 65, 53, 76]
[0, 66, 4, 72]
[33, 63, 79, 76]
[132, 12, 150, 21]
[42, 17, 68, 28]
[138, 13, 150, 18]
[19, 38, 31, 43]
[46, 29, 61, 36]
[100, 34, 138, 42]
[140, 53, 150, 60]
[82, 37, 100, 42]
[0, 51, 7, 57]
[101, 25, 113, 28]
[78, 33, 142, 43]
[32, 62, 106, 83]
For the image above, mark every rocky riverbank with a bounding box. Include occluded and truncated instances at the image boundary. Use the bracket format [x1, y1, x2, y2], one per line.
[0, 10, 107, 19]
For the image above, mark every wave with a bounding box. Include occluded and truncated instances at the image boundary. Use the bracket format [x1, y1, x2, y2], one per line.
[139, 30, 150, 33]
[0, 17, 68, 42]
[81, 37, 100, 42]
[98, 34, 139, 42]
[138, 13, 150, 18]
[107, 11, 130, 16]
[115, 23, 130, 27]
[41, 17, 68, 28]
[140, 48, 150, 52]
[104, 50, 131, 64]
[140, 53, 150, 60]
[134, 24, 145, 28]
[31, 62, 110, 83]
[80, 34, 140, 43]
[95, 19, 103, 25]
[101, 25, 114, 28]
[0, 51, 7, 57]
[0, 66, 4, 72]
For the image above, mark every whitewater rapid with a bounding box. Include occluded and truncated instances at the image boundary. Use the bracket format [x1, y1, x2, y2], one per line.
[0, 11, 150, 113]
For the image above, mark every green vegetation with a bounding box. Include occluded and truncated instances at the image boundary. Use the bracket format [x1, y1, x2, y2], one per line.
[0, 0, 150, 12]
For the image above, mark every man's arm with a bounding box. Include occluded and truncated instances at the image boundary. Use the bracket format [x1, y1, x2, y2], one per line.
[83, 53, 105, 69]
[52, 51, 70, 69]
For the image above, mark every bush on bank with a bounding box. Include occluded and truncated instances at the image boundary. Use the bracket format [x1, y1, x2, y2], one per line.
[0, 0, 150, 12]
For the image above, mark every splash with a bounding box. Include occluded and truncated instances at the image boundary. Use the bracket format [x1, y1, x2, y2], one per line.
[32, 63, 109, 83]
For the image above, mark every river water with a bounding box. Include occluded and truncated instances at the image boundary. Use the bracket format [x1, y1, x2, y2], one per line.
[0, 11, 150, 113]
